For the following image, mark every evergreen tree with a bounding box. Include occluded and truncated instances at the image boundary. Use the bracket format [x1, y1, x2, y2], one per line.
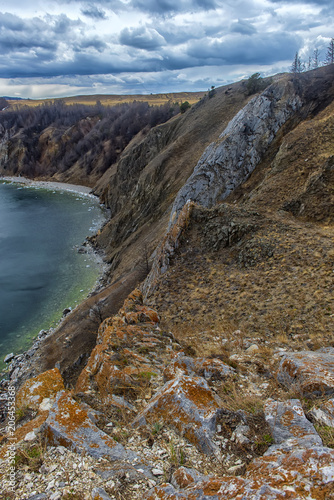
[291, 52, 304, 73]
[325, 38, 334, 65]
[246, 73, 270, 95]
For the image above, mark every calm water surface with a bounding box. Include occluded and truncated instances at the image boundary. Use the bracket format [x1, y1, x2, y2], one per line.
[0, 182, 107, 365]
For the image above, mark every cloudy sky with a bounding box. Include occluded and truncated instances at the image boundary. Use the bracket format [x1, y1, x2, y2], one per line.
[0, 0, 332, 98]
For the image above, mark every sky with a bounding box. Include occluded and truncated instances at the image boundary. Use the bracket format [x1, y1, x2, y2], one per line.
[0, 0, 332, 99]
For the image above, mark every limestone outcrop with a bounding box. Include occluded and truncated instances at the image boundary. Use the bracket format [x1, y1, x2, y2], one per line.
[169, 78, 303, 223]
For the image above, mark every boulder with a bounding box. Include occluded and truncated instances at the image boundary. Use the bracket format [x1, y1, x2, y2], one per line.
[276, 348, 334, 396]
[43, 391, 133, 461]
[4, 352, 14, 363]
[144, 445, 334, 499]
[91, 488, 112, 500]
[132, 375, 221, 454]
[163, 354, 235, 382]
[264, 398, 322, 448]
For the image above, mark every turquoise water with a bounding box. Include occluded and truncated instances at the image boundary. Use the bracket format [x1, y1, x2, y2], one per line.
[0, 182, 107, 365]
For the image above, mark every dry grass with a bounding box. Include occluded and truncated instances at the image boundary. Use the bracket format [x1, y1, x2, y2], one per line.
[219, 381, 264, 415]
[14, 437, 47, 472]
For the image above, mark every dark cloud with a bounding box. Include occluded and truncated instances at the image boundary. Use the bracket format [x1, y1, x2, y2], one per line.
[130, 0, 218, 15]
[230, 19, 257, 35]
[119, 26, 166, 50]
[0, 12, 82, 49]
[81, 5, 108, 19]
[0, 15, 57, 51]
[0, 0, 332, 98]
[151, 22, 208, 44]
[268, 0, 329, 4]
[76, 38, 107, 52]
[0, 12, 25, 31]
[187, 32, 300, 65]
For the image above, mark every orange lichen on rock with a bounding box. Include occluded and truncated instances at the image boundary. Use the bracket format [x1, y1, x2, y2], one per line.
[16, 367, 65, 411]
[277, 348, 334, 396]
[133, 375, 221, 454]
[43, 391, 128, 460]
[144, 444, 334, 499]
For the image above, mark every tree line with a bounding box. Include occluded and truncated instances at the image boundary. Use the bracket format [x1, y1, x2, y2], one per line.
[291, 38, 334, 73]
[0, 99, 180, 179]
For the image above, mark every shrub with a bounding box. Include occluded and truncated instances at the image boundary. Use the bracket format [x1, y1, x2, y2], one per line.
[180, 101, 191, 113]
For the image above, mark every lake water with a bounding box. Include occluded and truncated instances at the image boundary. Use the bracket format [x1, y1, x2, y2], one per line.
[0, 181, 107, 367]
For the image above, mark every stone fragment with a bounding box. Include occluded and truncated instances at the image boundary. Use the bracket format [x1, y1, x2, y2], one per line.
[245, 344, 259, 354]
[152, 468, 164, 476]
[133, 375, 221, 454]
[16, 367, 65, 410]
[26, 495, 47, 500]
[310, 398, 334, 427]
[96, 462, 155, 481]
[43, 391, 132, 461]
[24, 431, 37, 441]
[231, 424, 250, 445]
[171, 467, 207, 489]
[4, 352, 14, 363]
[276, 348, 334, 396]
[91, 488, 112, 500]
[264, 398, 322, 448]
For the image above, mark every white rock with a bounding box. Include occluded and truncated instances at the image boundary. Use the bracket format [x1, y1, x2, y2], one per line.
[24, 431, 36, 441]
[246, 344, 259, 354]
[39, 397, 52, 411]
[152, 468, 164, 476]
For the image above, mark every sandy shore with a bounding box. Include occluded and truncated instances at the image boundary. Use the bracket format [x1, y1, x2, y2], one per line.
[0, 176, 96, 198]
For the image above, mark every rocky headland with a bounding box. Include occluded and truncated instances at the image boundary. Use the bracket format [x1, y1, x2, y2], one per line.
[0, 65, 334, 499]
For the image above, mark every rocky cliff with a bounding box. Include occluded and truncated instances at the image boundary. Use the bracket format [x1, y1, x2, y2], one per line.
[1, 65, 334, 499]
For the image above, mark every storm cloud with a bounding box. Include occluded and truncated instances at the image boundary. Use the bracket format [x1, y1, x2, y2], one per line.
[0, 0, 332, 98]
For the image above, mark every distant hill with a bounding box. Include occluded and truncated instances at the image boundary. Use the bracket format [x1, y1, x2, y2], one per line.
[2, 96, 25, 100]
[6, 91, 205, 108]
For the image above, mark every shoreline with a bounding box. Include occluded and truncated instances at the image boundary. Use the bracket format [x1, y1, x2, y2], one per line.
[0, 176, 96, 198]
[0, 177, 110, 383]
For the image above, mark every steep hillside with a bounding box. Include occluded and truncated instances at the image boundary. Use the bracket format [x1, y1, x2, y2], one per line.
[1, 65, 334, 499]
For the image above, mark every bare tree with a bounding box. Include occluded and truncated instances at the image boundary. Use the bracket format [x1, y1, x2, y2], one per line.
[312, 48, 320, 69]
[325, 38, 334, 65]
